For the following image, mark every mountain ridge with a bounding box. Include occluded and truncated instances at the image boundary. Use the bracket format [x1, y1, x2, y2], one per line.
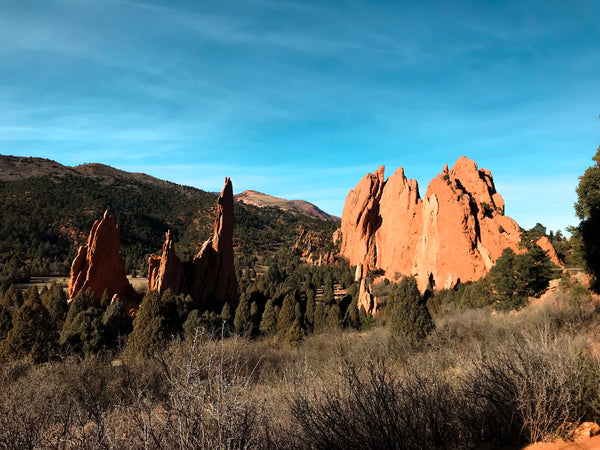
[0, 155, 339, 220]
[235, 189, 340, 222]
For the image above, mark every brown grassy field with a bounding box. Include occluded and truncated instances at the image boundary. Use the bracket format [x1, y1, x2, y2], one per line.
[1, 282, 599, 449]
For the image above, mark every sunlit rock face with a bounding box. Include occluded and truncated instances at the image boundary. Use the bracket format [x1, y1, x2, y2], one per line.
[148, 177, 239, 309]
[340, 156, 525, 312]
[68, 211, 139, 315]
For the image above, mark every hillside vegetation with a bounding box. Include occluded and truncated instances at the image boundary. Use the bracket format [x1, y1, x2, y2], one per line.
[0, 156, 338, 286]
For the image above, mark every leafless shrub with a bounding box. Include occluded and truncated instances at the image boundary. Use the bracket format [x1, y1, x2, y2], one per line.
[291, 357, 466, 450]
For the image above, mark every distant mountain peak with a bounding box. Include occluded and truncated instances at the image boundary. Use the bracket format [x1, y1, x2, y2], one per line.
[234, 189, 340, 222]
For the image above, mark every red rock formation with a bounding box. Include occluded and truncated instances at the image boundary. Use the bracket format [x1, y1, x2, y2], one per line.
[536, 236, 564, 268]
[68, 211, 139, 315]
[340, 166, 385, 272]
[292, 225, 337, 265]
[340, 156, 529, 312]
[147, 177, 239, 308]
[147, 230, 184, 294]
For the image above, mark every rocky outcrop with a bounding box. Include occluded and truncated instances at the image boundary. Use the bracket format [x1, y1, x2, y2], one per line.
[340, 166, 385, 272]
[147, 177, 239, 308]
[147, 230, 184, 294]
[536, 236, 563, 267]
[340, 156, 530, 312]
[68, 211, 139, 315]
[293, 225, 337, 265]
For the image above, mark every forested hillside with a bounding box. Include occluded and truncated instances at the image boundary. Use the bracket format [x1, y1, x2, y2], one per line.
[0, 156, 338, 286]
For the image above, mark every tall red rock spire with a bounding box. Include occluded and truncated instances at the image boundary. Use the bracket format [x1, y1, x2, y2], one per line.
[147, 177, 239, 308]
[68, 211, 139, 314]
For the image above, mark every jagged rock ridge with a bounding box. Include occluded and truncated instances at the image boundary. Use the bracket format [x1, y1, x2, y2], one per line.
[340, 156, 526, 313]
[68, 211, 140, 315]
[148, 177, 239, 308]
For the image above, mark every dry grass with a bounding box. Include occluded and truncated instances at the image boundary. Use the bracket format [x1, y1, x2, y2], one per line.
[1, 286, 599, 448]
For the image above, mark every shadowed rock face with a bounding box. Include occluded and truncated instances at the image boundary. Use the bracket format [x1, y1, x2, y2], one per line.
[341, 156, 526, 313]
[68, 211, 139, 315]
[148, 177, 239, 309]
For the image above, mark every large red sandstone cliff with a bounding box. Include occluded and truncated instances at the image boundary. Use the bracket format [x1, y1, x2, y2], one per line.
[68, 211, 139, 314]
[340, 156, 531, 313]
[147, 177, 239, 308]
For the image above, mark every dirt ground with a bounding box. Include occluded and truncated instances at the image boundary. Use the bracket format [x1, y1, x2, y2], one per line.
[524, 435, 600, 449]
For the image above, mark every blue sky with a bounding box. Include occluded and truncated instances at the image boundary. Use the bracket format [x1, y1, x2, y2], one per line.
[1, 0, 599, 233]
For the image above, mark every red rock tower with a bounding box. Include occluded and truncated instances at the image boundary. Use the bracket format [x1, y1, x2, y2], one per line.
[147, 177, 239, 309]
[68, 211, 139, 314]
[340, 156, 524, 313]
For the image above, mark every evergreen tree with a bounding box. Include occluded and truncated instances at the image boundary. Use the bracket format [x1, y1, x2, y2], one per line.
[575, 145, 600, 291]
[0, 305, 12, 341]
[344, 298, 360, 329]
[102, 300, 132, 349]
[286, 318, 304, 347]
[41, 282, 68, 326]
[259, 299, 277, 337]
[458, 279, 493, 310]
[326, 303, 343, 330]
[314, 302, 326, 333]
[305, 293, 315, 331]
[183, 309, 203, 340]
[0, 296, 58, 363]
[358, 305, 374, 330]
[250, 301, 260, 333]
[234, 296, 251, 334]
[1, 284, 23, 307]
[60, 306, 105, 354]
[125, 291, 168, 361]
[100, 289, 112, 308]
[220, 302, 232, 322]
[488, 246, 555, 310]
[24, 286, 40, 305]
[387, 276, 434, 352]
[183, 309, 221, 339]
[294, 301, 303, 321]
[160, 289, 184, 337]
[277, 294, 296, 337]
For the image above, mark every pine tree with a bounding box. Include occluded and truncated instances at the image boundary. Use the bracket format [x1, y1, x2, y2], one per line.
[0, 305, 12, 341]
[387, 276, 434, 352]
[41, 281, 68, 326]
[305, 293, 315, 331]
[358, 305, 374, 330]
[259, 299, 277, 337]
[0, 295, 58, 363]
[220, 302, 232, 322]
[24, 286, 40, 305]
[250, 301, 260, 332]
[125, 291, 167, 361]
[100, 289, 112, 308]
[286, 318, 304, 347]
[234, 296, 251, 334]
[326, 303, 342, 330]
[314, 302, 326, 333]
[344, 298, 360, 329]
[277, 294, 296, 337]
[102, 300, 132, 349]
[575, 145, 600, 291]
[1, 284, 22, 307]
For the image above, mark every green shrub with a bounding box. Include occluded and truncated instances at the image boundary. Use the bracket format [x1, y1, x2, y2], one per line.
[387, 276, 434, 352]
